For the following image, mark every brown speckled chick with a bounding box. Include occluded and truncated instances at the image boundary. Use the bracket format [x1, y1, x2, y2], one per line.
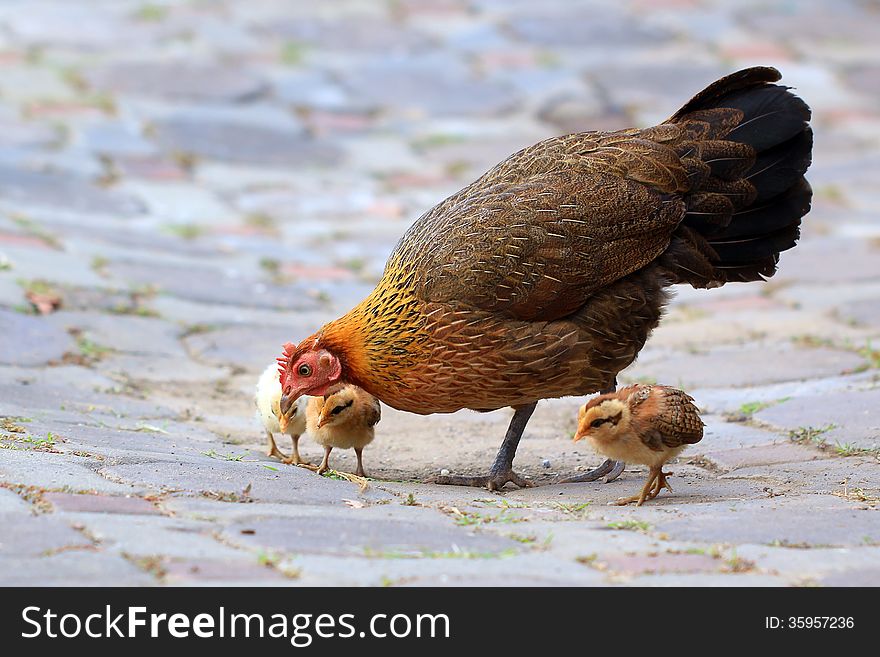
[572, 384, 704, 506]
[307, 386, 381, 477]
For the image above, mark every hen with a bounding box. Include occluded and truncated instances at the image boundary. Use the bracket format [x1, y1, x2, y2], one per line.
[278, 67, 812, 490]
[571, 384, 704, 505]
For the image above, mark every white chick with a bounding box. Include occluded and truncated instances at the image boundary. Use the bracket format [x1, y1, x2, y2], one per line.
[255, 362, 308, 464]
[306, 386, 381, 477]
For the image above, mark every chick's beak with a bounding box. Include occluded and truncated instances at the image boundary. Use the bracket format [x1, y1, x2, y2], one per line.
[572, 431, 585, 443]
[280, 394, 295, 417]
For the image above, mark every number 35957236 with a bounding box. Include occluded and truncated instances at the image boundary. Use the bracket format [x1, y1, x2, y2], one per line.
[765, 617, 854, 629]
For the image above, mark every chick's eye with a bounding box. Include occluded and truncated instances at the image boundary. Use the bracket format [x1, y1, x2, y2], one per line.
[590, 419, 604, 429]
[331, 405, 345, 415]
[297, 364, 312, 377]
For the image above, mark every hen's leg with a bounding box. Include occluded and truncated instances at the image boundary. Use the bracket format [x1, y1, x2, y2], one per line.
[316, 446, 333, 475]
[431, 402, 537, 491]
[561, 379, 625, 484]
[266, 430, 290, 461]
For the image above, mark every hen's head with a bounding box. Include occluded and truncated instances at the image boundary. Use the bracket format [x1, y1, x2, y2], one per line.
[574, 397, 629, 444]
[277, 338, 344, 417]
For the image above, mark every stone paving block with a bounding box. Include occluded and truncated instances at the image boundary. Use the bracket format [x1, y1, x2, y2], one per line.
[820, 568, 880, 586]
[0, 372, 180, 422]
[623, 343, 865, 389]
[722, 456, 879, 496]
[46, 311, 187, 357]
[44, 492, 161, 515]
[0, 488, 31, 513]
[0, 551, 156, 586]
[623, 572, 788, 587]
[161, 558, 290, 584]
[837, 298, 880, 328]
[652, 495, 880, 548]
[100, 353, 228, 384]
[689, 374, 875, 416]
[735, 544, 880, 581]
[344, 59, 520, 117]
[184, 324, 317, 370]
[0, 512, 93, 556]
[0, 165, 145, 216]
[694, 417, 786, 452]
[699, 442, 831, 472]
[152, 116, 343, 168]
[222, 514, 520, 559]
[90, 62, 268, 103]
[593, 553, 723, 576]
[0, 309, 75, 366]
[105, 259, 324, 311]
[269, 16, 434, 52]
[100, 457, 394, 505]
[0, 449, 146, 495]
[69, 514, 251, 561]
[755, 389, 880, 451]
[508, 8, 672, 48]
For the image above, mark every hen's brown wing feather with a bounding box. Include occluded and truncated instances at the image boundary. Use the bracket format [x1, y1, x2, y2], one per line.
[394, 132, 689, 322]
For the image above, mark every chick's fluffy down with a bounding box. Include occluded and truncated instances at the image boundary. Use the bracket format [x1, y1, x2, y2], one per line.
[255, 362, 307, 436]
[306, 386, 381, 450]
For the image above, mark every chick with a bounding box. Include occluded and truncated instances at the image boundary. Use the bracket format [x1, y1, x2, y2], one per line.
[306, 386, 381, 477]
[255, 362, 308, 464]
[571, 384, 704, 506]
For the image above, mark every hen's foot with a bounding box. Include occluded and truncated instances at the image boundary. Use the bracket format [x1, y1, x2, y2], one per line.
[560, 459, 625, 484]
[430, 469, 534, 491]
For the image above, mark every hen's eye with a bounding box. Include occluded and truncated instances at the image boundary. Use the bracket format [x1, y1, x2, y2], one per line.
[298, 364, 312, 377]
[590, 419, 604, 428]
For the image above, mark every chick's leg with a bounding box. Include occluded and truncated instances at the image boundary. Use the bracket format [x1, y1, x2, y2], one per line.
[431, 402, 538, 491]
[281, 435, 310, 466]
[561, 379, 625, 484]
[266, 430, 290, 461]
[354, 447, 366, 478]
[316, 446, 333, 475]
[616, 467, 660, 506]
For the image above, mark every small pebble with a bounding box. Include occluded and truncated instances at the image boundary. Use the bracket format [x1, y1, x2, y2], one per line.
[440, 468, 450, 476]
[541, 459, 551, 468]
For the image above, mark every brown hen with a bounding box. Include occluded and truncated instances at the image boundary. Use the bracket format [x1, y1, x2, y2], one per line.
[278, 67, 812, 490]
[571, 385, 704, 505]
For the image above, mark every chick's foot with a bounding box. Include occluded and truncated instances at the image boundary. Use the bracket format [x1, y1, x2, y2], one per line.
[560, 458, 625, 484]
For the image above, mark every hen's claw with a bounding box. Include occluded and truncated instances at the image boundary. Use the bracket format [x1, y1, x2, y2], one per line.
[430, 469, 534, 491]
[559, 458, 625, 484]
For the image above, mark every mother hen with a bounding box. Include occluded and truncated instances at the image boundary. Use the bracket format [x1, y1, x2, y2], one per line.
[278, 67, 812, 490]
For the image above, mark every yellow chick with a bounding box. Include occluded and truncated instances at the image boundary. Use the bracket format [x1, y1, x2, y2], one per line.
[306, 386, 381, 477]
[572, 384, 704, 506]
[254, 362, 308, 464]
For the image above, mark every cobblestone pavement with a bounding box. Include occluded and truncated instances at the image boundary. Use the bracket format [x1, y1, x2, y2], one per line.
[1, 0, 879, 586]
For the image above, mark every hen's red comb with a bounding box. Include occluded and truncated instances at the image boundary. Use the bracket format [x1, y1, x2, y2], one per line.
[277, 342, 297, 381]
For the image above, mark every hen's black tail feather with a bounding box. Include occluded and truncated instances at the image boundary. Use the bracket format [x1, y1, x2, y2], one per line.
[661, 66, 812, 287]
